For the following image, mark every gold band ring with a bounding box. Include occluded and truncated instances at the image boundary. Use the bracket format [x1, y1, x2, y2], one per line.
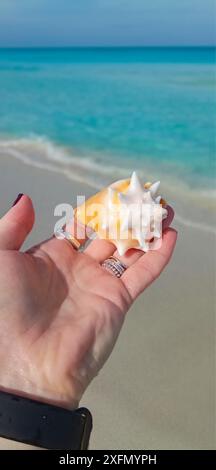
[55, 229, 81, 250]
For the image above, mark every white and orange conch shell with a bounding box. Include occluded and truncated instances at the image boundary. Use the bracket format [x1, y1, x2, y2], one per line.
[76, 171, 168, 255]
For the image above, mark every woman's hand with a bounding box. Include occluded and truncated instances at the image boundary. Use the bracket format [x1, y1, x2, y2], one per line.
[0, 194, 177, 409]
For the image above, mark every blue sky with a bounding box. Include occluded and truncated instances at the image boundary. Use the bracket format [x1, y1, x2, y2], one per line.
[0, 0, 215, 47]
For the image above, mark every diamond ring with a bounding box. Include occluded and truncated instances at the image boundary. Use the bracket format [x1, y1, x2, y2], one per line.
[101, 256, 127, 278]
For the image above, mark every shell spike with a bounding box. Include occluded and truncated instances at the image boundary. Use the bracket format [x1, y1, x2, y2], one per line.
[116, 242, 127, 256]
[155, 195, 162, 204]
[129, 171, 143, 193]
[150, 181, 160, 196]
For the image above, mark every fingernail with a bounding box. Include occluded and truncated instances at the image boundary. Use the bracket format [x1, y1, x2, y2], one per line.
[12, 193, 24, 207]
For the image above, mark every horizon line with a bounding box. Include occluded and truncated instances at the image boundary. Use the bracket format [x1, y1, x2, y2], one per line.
[0, 44, 215, 49]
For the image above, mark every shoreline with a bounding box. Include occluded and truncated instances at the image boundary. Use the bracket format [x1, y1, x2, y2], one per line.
[0, 136, 215, 235]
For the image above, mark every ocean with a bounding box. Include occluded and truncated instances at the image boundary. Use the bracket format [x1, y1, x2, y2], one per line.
[0, 47, 215, 228]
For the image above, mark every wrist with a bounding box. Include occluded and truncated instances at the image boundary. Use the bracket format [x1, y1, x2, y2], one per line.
[0, 369, 79, 410]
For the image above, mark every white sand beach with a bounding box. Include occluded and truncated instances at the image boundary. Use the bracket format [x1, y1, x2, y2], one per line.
[0, 153, 215, 450]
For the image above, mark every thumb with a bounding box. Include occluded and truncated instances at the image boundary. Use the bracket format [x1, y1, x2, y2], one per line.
[0, 194, 35, 250]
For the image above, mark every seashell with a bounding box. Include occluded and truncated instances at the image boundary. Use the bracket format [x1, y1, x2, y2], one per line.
[75, 172, 168, 255]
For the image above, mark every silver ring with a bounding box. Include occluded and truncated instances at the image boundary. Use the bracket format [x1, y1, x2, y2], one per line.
[101, 256, 127, 278]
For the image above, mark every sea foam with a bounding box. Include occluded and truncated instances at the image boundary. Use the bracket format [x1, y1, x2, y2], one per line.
[0, 136, 215, 234]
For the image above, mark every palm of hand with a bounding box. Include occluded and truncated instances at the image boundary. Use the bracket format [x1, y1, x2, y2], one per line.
[0, 238, 130, 408]
[0, 195, 176, 408]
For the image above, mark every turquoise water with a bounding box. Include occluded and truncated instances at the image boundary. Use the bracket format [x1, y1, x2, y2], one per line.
[0, 47, 215, 190]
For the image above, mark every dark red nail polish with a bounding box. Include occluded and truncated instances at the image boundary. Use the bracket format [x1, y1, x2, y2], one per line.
[12, 193, 24, 207]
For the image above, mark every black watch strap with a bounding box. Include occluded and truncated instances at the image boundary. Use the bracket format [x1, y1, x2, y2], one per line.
[0, 390, 92, 449]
